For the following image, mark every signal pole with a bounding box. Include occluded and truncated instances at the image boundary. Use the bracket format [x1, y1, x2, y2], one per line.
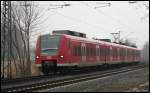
[1, 1, 12, 79]
[110, 31, 121, 43]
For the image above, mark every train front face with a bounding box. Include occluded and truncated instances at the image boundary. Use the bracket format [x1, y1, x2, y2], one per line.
[35, 34, 61, 74]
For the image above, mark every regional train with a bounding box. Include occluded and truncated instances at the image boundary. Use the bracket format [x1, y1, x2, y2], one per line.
[35, 30, 141, 75]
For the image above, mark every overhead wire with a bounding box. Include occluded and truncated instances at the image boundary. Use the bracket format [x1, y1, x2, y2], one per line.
[30, 2, 147, 43]
[82, 2, 137, 33]
[50, 10, 110, 32]
[81, 2, 141, 41]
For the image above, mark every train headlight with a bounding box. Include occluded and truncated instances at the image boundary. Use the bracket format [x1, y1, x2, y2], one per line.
[60, 55, 64, 58]
[36, 56, 39, 59]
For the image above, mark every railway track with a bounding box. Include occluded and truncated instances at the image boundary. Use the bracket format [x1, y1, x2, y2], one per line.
[1, 63, 129, 85]
[1, 64, 146, 92]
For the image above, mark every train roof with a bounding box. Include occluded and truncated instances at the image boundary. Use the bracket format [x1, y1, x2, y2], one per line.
[40, 33, 139, 51]
[62, 34, 140, 50]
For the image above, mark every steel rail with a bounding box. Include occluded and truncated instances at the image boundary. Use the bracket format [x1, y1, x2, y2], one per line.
[1, 64, 145, 92]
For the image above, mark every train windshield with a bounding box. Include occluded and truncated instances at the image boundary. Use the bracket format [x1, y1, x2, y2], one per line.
[40, 35, 60, 56]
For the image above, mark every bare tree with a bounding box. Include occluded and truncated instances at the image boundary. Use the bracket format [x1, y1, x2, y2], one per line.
[1, 1, 44, 78]
[141, 41, 149, 64]
[12, 1, 44, 77]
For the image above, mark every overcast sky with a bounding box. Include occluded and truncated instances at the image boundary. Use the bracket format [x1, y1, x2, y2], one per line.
[30, 1, 149, 49]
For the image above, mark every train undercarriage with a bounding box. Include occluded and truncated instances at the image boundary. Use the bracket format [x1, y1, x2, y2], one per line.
[40, 61, 140, 75]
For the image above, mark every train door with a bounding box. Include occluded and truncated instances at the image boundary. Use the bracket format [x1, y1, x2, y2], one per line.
[125, 48, 127, 62]
[117, 47, 120, 62]
[81, 43, 86, 63]
[96, 45, 99, 62]
[104, 47, 107, 64]
[110, 46, 112, 63]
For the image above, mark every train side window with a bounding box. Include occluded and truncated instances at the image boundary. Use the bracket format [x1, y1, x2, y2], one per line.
[127, 49, 128, 57]
[110, 47, 112, 56]
[68, 39, 70, 48]
[91, 48, 93, 56]
[87, 47, 89, 56]
[92, 48, 93, 56]
[122, 49, 124, 57]
[126, 49, 127, 56]
[112, 47, 113, 57]
[122, 49, 123, 56]
[88, 47, 89, 56]
[106, 48, 108, 56]
[89, 48, 91, 56]
[105, 47, 107, 56]
[86, 47, 88, 56]
[107, 47, 109, 56]
[116, 48, 118, 57]
[76, 46, 78, 56]
[113, 48, 115, 57]
[94, 48, 96, 56]
[102, 47, 104, 56]
[121, 48, 123, 56]
[77, 46, 79, 56]
[125, 49, 127, 57]
[109, 47, 110, 56]
[115, 48, 116, 57]
[124, 49, 126, 56]
[112, 48, 114, 57]
[107, 47, 108, 56]
[115, 48, 117, 57]
[120, 48, 122, 56]
[93, 48, 95, 56]
[75, 46, 77, 56]
[97, 47, 99, 56]
[120, 48, 123, 56]
[95, 48, 96, 56]
[100, 47, 103, 57]
[124, 49, 126, 57]
[128, 49, 130, 56]
[122, 49, 124, 56]
[83, 46, 85, 56]
[118, 48, 119, 57]
[74, 46, 79, 56]
[73, 46, 75, 56]
[98, 47, 100, 56]
[72, 46, 74, 56]
[99, 47, 101, 57]
[97, 48, 98, 56]
[92, 48, 94, 56]
[76, 46, 77, 56]
[79, 46, 81, 56]
[113, 48, 114, 57]
[103, 47, 105, 56]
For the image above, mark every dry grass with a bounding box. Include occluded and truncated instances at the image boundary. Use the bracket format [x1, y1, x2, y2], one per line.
[1, 61, 41, 78]
[31, 61, 40, 76]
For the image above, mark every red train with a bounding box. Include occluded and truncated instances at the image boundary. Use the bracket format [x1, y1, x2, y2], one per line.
[35, 30, 141, 75]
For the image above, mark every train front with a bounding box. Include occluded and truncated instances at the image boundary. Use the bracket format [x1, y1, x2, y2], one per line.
[35, 34, 61, 75]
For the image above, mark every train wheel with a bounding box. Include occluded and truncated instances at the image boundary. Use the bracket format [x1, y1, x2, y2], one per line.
[42, 61, 57, 75]
[42, 65, 50, 75]
[42, 62, 50, 75]
[52, 62, 57, 75]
